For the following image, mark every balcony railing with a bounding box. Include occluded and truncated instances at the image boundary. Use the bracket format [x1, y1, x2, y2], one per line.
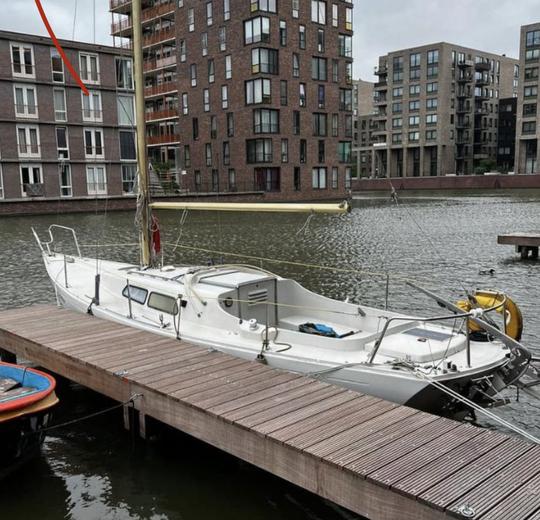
[475, 61, 490, 72]
[143, 27, 176, 48]
[145, 108, 178, 121]
[145, 83, 178, 97]
[143, 55, 177, 73]
[147, 133, 181, 145]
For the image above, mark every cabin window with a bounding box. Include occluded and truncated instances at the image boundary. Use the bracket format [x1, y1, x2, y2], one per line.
[148, 293, 178, 315]
[122, 285, 148, 305]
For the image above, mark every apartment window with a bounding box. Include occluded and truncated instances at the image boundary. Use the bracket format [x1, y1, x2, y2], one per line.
[393, 87, 403, 98]
[206, 2, 213, 25]
[211, 169, 219, 192]
[121, 164, 137, 195]
[408, 131, 420, 142]
[86, 165, 107, 195]
[79, 53, 99, 84]
[225, 55, 232, 79]
[392, 133, 402, 144]
[56, 127, 69, 159]
[11, 43, 34, 78]
[14, 85, 38, 118]
[190, 64, 197, 87]
[117, 94, 134, 126]
[20, 164, 42, 197]
[409, 100, 420, 111]
[318, 140, 325, 162]
[525, 49, 540, 61]
[221, 85, 228, 109]
[194, 170, 201, 190]
[427, 50, 439, 64]
[426, 98, 438, 110]
[299, 25, 306, 49]
[296, 83, 306, 107]
[332, 113, 338, 136]
[523, 121, 536, 134]
[280, 21, 287, 46]
[202, 32, 208, 56]
[331, 167, 338, 189]
[524, 86, 538, 97]
[339, 88, 352, 111]
[246, 138, 273, 163]
[244, 17, 271, 45]
[410, 53, 421, 67]
[223, 141, 230, 165]
[294, 167, 301, 191]
[312, 57, 327, 81]
[254, 167, 280, 192]
[208, 59, 215, 83]
[392, 117, 402, 128]
[279, 79, 289, 107]
[525, 67, 539, 81]
[188, 8, 195, 31]
[524, 104, 537, 117]
[17, 126, 40, 157]
[292, 53, 300, 77]
[116, 58, 133, 89]
[318, 85, 325, 108]
[203, 89, 210, 112]
[392, 102, 402, 113]
[51, 48, 64, 82]
[526, 30, 540, 47]
[227, 112, 234, 136]
[252, 48, 279, 74]
[84, 128, 104, 158]
[393, 70, 403, 82]
[313, 113, 327, 136]
[292, 0, 299, 18]
[245, 78, 271, 104]
[345, 7, 352, 30]
[182, 93, 188, 115]
[326, 3, 337, 27]
[223, 0, 231, 19]
[338, 35, 352, 58]
[426, 130, 437, 140]
[184, 145, 191, 167]
[332, 59, 339, 82]
[338, 142, 351, 163]
[120, 130, 136, 160]
[180, 40, 187, 62]
[210, 115, 217, 138]
[409, 84, 420, 97]
[427, 65, 438, 78]
[228, 169, 236, 190]
[251, 0, 277, 12]
[82, 90, 102, 122]
[253, 108, 279, 133]
[293, 111, 301, 134]
[427, 82, 438, 93]
[345, 167, 352, 189]
[281, 138, 288, 162]
[312, 167, 327, 189]
[317, 29, 325, 53]
[409, 115, 420, 126]
[58, 164, 72, 197]
[300, 138, 307, 162]
[426, 114, 437, 125]
[311, 0, 326, 24]
[205, 143, 213, 166]
[219, 27, 227, 51]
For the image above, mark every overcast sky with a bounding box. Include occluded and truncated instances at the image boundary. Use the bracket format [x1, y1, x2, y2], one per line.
[1, 0, 539, 81]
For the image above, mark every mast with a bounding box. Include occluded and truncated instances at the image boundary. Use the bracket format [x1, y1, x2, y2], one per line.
[132, 0, 152, 266]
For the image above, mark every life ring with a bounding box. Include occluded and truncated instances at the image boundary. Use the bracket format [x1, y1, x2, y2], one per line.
[456, 290, 523, 341]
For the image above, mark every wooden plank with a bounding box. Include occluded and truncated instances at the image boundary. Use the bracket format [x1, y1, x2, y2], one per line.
[418, 436, 534, 510]
[446, 446, 540, 519]
[498, 233, 540, 247]
[394, 429, 508, 500]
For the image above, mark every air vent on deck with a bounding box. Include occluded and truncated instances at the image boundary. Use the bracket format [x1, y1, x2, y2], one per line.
[247, 289, 268, 305]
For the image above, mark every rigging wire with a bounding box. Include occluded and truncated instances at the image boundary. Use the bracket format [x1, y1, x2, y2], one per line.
[71, 0, 78, 40]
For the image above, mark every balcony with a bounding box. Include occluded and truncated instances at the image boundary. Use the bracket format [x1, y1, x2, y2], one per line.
[145, 108, 179, 122]
[456, 91, 470, 99]
[111, 16, 132, 36]
[458, 59, 474, 68]
[475, 92, 489, 101]
[143, 27, 176, 48]
[145, 83, 178, 98]
[143, 55, 177, 73]
[475, 76, 489, 87]
[474, 107, 489, 115]
[375, 80, 388, 88]
[456, 105, 470, 114]
[457, 75, 472, 83]
[147, 133, 181, 146]
[455, 120, 470, 129]
[374, 65, 388, 76]
[373, 96, 387, 106]
[475, 61, 490, 72]
[112, 2, 176, 35]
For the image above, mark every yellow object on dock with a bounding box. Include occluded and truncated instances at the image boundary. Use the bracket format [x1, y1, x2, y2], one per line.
[150, 201, 351, 214]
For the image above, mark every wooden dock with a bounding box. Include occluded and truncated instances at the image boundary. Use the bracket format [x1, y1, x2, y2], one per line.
[0, 305, 539, 520]
[498, 232, 540, 259]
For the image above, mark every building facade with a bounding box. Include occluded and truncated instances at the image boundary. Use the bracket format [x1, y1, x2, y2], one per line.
[497, 97, 517, 173]
[111, 0, 354, 199]
[0, 30, 136, 201]
[515, 23, 540, 174]
[371, 43, 518, 178]
[352, 79, 375, 178]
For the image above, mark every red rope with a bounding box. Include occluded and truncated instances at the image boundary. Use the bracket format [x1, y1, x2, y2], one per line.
[34, 0, 89, 96]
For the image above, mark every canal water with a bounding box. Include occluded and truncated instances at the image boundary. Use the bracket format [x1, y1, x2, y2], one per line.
[1, 191, 539, 519]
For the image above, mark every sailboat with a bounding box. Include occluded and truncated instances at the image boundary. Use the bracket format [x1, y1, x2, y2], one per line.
[34, 0, 536, 416]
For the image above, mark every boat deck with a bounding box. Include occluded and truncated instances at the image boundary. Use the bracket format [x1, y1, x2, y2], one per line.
[0, 304, 538, 520]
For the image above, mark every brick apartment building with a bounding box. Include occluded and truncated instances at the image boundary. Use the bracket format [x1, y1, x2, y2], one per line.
[110, 0, 354, 200]
[515, 22, 540, 174]
[370, 43, 518, 178]
[0, 30, 137, 201]
[352, 78, 376, 178]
